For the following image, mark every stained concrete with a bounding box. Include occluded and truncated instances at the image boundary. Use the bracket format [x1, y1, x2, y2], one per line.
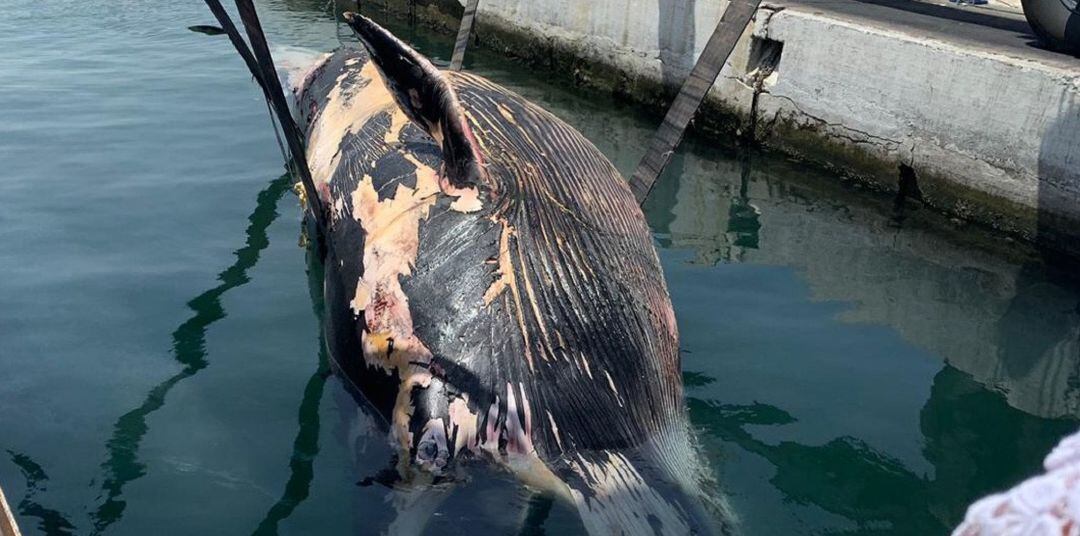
[377, 0, 1080, 258]
[749, 0, 1080, 257]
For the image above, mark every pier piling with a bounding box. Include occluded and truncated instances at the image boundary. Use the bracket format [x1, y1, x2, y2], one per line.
[449, 0, 480, 71]
[629, 0, 761, 204]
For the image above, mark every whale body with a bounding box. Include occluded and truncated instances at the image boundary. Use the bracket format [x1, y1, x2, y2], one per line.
[291, 14, 729, 535]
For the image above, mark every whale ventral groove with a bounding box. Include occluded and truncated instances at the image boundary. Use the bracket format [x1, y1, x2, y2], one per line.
[295, 13, 726, 534]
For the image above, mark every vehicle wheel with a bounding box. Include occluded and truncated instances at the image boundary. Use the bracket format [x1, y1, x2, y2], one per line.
[1021, 0, 1080, 54]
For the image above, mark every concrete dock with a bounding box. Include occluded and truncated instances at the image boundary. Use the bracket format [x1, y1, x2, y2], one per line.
[388, 0, 1080, 257]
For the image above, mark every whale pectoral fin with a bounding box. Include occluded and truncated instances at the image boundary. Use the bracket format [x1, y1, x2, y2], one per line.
[343, 12, 486, 192]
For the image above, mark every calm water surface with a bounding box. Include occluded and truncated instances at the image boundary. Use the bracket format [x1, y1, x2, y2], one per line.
[2, 1, 1080, 534]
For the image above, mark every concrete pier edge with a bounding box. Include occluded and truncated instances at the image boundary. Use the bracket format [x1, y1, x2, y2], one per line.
[370, 0, 1080, 259]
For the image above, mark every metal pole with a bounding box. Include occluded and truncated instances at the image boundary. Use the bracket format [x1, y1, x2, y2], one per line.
[628, 0, 761, 204]
[233, 0, 329, 237]
[449, 0, 480, 71]
[203, 1, 291, 168]
[203, 0, 265, 92]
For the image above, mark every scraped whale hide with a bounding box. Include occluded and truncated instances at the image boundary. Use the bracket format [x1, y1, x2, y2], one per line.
[290, 13, 730, 535]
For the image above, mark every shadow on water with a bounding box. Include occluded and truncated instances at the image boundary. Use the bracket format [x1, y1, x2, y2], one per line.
[728, 152, 762, 254]
[689, 365, 1077, 533]
[6, 452, 75, 535]
[87, 174, 294, 535]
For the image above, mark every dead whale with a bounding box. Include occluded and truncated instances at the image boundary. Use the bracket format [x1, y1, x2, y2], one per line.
[289, 13, 731, 535]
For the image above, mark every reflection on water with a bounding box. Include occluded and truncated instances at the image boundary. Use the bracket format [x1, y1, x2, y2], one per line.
[646, 135, 1080, 532]
[649, 141, 1080, 421]
[1, 0, 1079, 534]
[252, 246, 330, 536]
[689, 366, 1076, 533]
[6, 452, 74, 535]
[87, 175, 293, 535]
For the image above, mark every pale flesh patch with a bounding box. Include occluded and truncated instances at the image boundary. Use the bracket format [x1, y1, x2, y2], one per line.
[546, 410, 564, 452]
[448, 395, 479, 455]
[342, 147, 485, 468]
[307, 60, 396, 196]
[603, 370, 623, 408]
[344, 151, 441, 459]
[306, 59, 483, 215]
[383, 107, 410, 145]
[482, 220, 516, 305]
[481, 220, 536, 370]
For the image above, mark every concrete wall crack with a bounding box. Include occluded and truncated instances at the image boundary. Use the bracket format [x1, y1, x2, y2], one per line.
[761, 91, 904, 149]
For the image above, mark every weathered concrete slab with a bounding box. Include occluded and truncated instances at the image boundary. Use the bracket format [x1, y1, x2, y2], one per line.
[386, 0, 1080, 257]
[750, 0, 1080, 256]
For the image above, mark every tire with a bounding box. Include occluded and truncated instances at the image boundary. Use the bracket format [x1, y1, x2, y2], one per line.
[1021, 0, 1080, 54]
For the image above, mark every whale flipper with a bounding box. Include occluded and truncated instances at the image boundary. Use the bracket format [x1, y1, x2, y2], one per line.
[343, 12, 486, 193]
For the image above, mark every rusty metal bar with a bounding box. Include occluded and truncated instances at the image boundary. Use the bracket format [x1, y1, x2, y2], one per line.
[203, 1, 293, 167]
[628, 0, 761, 204]
[202, 0, 265, 92]
[0, 484, 20, 536]
[449, 0, 480, 71]
[232, 0, 328, 237]
[218, 0, 328, 238]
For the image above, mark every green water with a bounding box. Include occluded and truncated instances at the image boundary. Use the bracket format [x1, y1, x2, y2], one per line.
[2, 1, 1079, 534]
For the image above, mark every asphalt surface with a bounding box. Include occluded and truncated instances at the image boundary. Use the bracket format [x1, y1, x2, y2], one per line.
[771, 0, 1080, 70]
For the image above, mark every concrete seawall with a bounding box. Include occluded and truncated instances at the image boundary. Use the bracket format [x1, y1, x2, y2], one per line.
[377, 0, 1080, 257]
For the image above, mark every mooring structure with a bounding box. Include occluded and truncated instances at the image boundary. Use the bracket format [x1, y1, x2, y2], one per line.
[442, 0, 762, 204]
